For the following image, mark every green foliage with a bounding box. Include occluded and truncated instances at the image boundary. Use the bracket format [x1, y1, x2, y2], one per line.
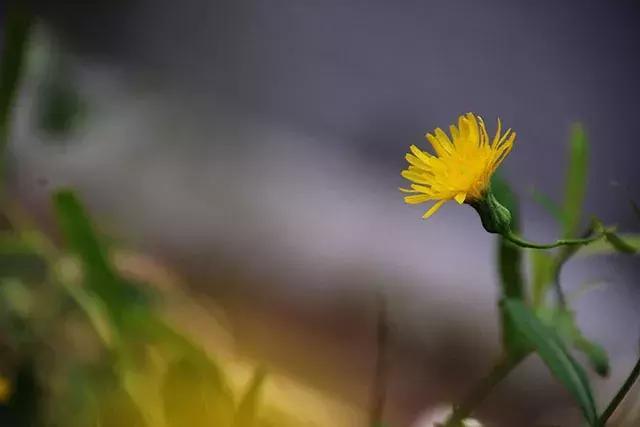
[537, 308, 609, 377]
[53, 189, 148, 323]
[577, 233, 640, 257]
[530, 250, 554, 307]
[530, 187, 564, 223]
[529, 123, 588, 235]
[601, 229, 638, 254]
[0, 2, 32, 152]
[504, 299, 599, 426]
[35, 63, 86, 138]
[491, 176, 528, 357]
[562, 124, 589, 238]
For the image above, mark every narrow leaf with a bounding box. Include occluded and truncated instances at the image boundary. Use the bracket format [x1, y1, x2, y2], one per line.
[504, 300, 599, 426]
[531, 188, 564, 223]
[0, 2, 32, 150]
[603, 230, 638, 254]
[562, 124, 589, 238]
[577, 233, 640, 257]
[530, 250, 554, 307]
[537, 308, 609, 377]
[52, 189, 143, 321]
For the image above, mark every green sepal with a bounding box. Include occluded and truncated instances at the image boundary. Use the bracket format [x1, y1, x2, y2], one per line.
[469, 190, 513, 235]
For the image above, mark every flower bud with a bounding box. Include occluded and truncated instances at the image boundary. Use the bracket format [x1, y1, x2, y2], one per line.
[469, 190, 512, 235]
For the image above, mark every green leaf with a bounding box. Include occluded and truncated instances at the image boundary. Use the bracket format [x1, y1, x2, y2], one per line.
[530, 250, 554, 307]
[562, 124, 589, 238]
[537, 308, 609, 377]
[577, 233, 640, 257]
[574, 338, 609, 378]
[531, 187, 564, 223]
[504, 300, 599, 426]
[52, 189, 145, 322]
[36, 54, 86, 138]
[235, 367, 267, 427]
[0, 2, 32, 152]
[603, 230, 638, 254]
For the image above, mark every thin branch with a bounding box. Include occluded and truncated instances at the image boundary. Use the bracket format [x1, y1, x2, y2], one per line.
[444, 354, 526, 427]
[599, 354, 640, 425]
[370, 290, 391, 427]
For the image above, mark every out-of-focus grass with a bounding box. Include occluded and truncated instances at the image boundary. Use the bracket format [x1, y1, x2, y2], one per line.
[0, 188, 363, 426]
[0, 8, 362, 425]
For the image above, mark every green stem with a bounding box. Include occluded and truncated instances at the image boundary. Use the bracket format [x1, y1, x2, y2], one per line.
[503, 231, 603, 250]
[599, 355, 640, 425]
[549, 225, 598, 308]
[444, 354, 526, 426]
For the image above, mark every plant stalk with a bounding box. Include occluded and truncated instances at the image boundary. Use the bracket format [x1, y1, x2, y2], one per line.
[370, 291, 390, 427]
[599, 354, 640, 425]
[503, 231, 603, 250]
[445, 354, 526, 426]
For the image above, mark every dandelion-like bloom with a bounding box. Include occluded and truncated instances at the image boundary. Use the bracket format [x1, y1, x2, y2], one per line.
[400, 113, 516, 219]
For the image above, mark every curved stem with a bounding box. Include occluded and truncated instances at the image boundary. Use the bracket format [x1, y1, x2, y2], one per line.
[445, 354, 526, 426]
[599, 354, 640, 425]
[503, 230, 603, 250]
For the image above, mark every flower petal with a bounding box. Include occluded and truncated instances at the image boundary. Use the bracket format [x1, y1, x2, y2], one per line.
[409, 145, 433, 164]
[398, 187, 418, 193]
[454, 192, 467, 204]
[405, 194, 432, 204]
[422, 199, 447, 219]
[401, 170, 431, 184]
[491, 118, 503, 148]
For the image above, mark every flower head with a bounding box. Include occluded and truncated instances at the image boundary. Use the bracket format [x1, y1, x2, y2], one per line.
[400, 113, 515, 219]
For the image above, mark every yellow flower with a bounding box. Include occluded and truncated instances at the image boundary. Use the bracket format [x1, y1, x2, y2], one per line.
[400, 113, 516, 219]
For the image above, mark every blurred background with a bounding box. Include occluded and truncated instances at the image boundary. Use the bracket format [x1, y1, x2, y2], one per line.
[1, 0, 640, 425]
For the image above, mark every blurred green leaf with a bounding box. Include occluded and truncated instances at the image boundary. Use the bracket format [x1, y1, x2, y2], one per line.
[36, 57, 86, 138]
[235, 367, 267, 427]
[53, 189, 146, 322]
[577, 233, 640, 257]
[602, 230, 638, 254]
[162, 357, 235, 427]
[530, 250, 554, 307]
[574, 339, 609, 378]
[531, 188, 564, 223]
[504, 299, 599, 426]
[0, 2, 32, 153]
[537, 308, 609, 377]
[562, 124, 589, 238]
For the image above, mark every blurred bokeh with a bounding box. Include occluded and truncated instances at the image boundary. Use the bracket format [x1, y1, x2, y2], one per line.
[1, 1, 640, 426]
